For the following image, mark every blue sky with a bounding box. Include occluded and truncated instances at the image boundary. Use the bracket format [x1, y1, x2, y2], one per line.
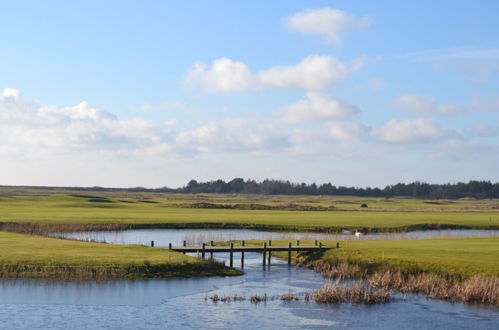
[1, 1, 498, 187]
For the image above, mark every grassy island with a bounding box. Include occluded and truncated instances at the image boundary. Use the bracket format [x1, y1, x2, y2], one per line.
[0, 231, 240, 280]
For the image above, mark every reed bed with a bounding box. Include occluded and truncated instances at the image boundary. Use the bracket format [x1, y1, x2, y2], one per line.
[369, 267, 499, 306]
[311, 258, 367, 280]
[307, 281, 391, 304]
[206, 285, 389, 305]
[312, 259, 499, 307]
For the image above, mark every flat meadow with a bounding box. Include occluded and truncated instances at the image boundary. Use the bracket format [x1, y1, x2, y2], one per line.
[0, 189, 498, 231]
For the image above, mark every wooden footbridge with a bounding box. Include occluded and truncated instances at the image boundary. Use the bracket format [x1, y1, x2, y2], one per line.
[164, 240, 337, 268]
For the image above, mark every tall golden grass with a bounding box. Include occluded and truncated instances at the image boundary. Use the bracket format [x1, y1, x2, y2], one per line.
[306, 281, 391, 304]
[312, 259, 499, 307]
[369, 266, 499, 306]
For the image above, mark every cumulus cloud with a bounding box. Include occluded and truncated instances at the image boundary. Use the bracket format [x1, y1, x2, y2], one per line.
[373, 118, 446, 143]
[184, 55, 354, 92]
[283, 8, 370, 46]
[281, 92, 359, 123]
[0, 88, 173, 155]
[175, 118, 291, 153]
[394, 94, 464, 116]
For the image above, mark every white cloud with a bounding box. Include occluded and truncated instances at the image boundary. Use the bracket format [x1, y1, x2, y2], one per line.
[374, 118, 446, 143]
[184, 58, 254, 92]
[328, 122, 370, 142]
[184, 55, 353, 92]
[281, 92, 359, 123]
[394, 94, 464, 116]
[283, 8, 370, 46]
[175, 118, 291, 153]
[394, 93, 499, 115]
[0, 88, 173, 155]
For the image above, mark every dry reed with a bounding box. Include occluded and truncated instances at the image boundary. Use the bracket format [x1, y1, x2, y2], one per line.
[309, 281, 391, 304]
[369, 266, 499, 306]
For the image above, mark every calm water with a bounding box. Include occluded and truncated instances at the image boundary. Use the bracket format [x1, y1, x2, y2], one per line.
[53, 228, 499, 246]
[1, 229, 498, 329]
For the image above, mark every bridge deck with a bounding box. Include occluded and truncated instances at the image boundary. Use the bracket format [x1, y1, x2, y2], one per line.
[171, 245, 328, 253]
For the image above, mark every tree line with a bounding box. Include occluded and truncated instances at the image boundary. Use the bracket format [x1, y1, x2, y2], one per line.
[3, 179, 498, 199]
[181, 178, 499, 199]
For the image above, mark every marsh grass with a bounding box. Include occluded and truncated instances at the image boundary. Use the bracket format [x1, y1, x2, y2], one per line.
[307, 281, 391, 304]
[206, 284, 390, 305]
[369, 266, 499, 306]
[312, 259, 499, 307]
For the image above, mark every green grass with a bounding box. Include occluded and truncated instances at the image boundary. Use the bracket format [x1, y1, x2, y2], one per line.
[0, 193, 498, 231]
[0, 231, 239, 279]
[237, 237, 499, 278]
[324, 237, 499, 277]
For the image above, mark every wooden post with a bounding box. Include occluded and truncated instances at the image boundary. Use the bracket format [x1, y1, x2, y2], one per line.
[296, 240, 300, 246]
[210, 240, 214, 258]
[336, 242, 340, 248]
[319, 242, 323, 252]
[267, 249, 271, 265]
[241, 240, 245, 268]
[151, 240, 154, 247]
[268, 240, 272, 246]
[183, 240, 186, 247]
[229, 242, 234, 267]
[314, 239, 318, 246]
[288, 242, 292, 265]
[168, 243, 172, 250]
[262, 242, 267, 266]
[202, 243, 206, 259]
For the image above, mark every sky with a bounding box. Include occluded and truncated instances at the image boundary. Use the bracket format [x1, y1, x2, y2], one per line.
[1, 0, 499, 188]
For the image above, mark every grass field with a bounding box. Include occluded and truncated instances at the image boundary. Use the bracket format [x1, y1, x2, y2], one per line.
[235, 237, 499, 278]
[0, 193, 498, 231]
[323, 236, 499, 277]
[0, 231, 239, 279]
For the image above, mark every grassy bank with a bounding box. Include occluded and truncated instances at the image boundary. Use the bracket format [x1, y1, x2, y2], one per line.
[0, 193, 498, 232]
[238, 237, 499, 278]
[235, 237, 499, 306]
[318, 236, 499, 278]
[0, 231, 240, 280]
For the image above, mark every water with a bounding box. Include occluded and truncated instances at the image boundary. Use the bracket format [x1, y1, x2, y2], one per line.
[1, 229, 498, 329]
[53, 228, 499, 247]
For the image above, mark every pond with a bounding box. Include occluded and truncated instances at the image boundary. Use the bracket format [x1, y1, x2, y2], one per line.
[1, 229, 498, 329]
[53, 228, 499, 247]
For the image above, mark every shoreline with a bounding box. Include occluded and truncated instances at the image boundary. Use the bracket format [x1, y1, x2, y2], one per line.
[2, 221, 499, 235]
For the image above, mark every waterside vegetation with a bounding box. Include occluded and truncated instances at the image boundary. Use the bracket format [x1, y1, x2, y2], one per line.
[235, 237, 499, 306]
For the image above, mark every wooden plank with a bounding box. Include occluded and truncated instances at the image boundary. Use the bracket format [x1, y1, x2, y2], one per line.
[170, 246, 329, 253]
